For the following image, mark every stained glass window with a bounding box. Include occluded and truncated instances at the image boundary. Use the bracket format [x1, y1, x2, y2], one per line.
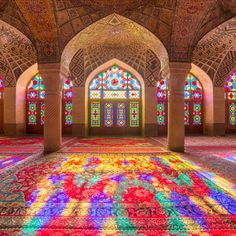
[28, 102, 37, 125]
[157, 79, 168, 126]
[225, 71, 236, 129]
[89, 65, 141, 99]
[91, 102, 100, 127]
[104, 102, 113, 127]
[130, 102, 139, 127]
[157, 74, 203, 131]
[0, 75, 4, 99]
[89, 65, 141, 129]
[63, 79, 73, 126]
[27, 74, 45, 126]
[184, 74, 203, 126]
[27, 74, 73, 128]
[117, 103, 126, 127]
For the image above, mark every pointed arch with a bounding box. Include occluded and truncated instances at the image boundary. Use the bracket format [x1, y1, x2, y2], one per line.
[84, 59, 145, 136]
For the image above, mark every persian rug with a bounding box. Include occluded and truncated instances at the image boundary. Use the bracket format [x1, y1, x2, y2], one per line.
[0, 152, 43, 181]
[60, 137, 166, 153]
[0, 137, 44, 146]
[0, 137, 74, 154]
[182, 151, 236, 186]
[0, 153, 235, 235]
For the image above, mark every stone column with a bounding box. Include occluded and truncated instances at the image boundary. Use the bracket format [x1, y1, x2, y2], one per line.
[39, 63, 63, 153]
[3, 87, 26, 136]
[72, 86, 86, 137]
[145, 86, 158, 136]
[168, 62, 191, 152]
[204, 87, 225, 135]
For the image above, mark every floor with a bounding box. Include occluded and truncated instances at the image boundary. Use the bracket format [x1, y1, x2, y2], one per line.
[0, 136, 235, 235]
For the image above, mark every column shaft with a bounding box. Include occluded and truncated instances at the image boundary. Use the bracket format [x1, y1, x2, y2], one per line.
[168, 63, 191, 152]
[39, 63, 63, 153]
[145, 86, 158, 136]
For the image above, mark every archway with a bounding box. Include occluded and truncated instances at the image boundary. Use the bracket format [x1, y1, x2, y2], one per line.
[157, 72, 204, 135]
[85, 59, 145, 136]
[225, 70, 236, 133]
[26, 73, 73, 135]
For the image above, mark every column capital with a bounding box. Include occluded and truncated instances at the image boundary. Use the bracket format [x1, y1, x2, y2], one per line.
[38, 63, 63, 92]
[169, 62, 191, 75]
[38, 63, 61, 74]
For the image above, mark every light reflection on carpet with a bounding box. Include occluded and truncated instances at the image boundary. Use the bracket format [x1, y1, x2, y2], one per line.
[0, 153, 235, 235]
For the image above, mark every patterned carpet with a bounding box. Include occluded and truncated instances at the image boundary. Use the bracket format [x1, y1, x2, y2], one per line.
[0, 136, 73, 154]
[60, 137, 166, 153]
[0, 152, 235, 235]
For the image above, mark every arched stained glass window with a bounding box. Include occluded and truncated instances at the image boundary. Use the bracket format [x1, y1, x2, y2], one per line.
[26, 74, 73, 134]
[157, 74, 203, 134]
[225, 71, 236, 129]
[184, 74, 203, 126]
[89, 65, 141, 135]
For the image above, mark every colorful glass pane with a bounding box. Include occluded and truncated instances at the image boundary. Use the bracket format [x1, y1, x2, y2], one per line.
[90, 90, 102, 99]
[192, 91, 202, 101]
[89, 65, 140, 91]
[27, 91, 38, 100]
[41, 102, 45, 125]
[229, 103, 236, 125]
[157, 102, 166, 125]
[91, 102, 100, 127]
[193, 103, 202, 125]
[157, 79, 167, 90]
[28, 75, 45, 91]
[184, 91, 191, 100]
[65, 101, 72, 125]
[128, 90, 140, 99]
[228, 92, 236, 100]
[104, 102, 113, 127]
[0, 76, 4, 91]
[225, 71, 236, 92]
[103, 91, 127, 99]
[184, 102, 190, 125]
[126, 76, 141, 90]
[89, 76, 103, 90]
[28, 102, 37, 125]
[117, 103, 126, 127]
[130, 102, 139, 127]
[157, 75, 203, 127]
[185, 74, 202, 91]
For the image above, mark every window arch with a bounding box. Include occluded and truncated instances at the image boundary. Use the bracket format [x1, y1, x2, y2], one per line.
[157, 74, 203, 134]
[26, 74, 73, 134]
[225, 70, 236, 131]
[88, 65, 142, 135]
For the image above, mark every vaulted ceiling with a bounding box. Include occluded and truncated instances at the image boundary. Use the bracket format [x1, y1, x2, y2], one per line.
[0, 0, 234, 63]
[0, 0, 235, 87]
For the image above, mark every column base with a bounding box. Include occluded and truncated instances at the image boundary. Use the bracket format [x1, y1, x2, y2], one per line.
[145, 124, 158, 137]
[72, 124, 86, 137]
[4, 123, 26, 136]
[168, 145, 185, 153]
[204, 123, 225, 136]
[44, 145, 62, 154]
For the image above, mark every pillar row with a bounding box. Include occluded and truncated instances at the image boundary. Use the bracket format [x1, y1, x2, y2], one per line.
[39, 63, 63, 153]
[168, 62, 191, 152]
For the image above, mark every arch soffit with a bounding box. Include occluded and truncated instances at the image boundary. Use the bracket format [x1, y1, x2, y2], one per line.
[61, 14, 169, 75]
